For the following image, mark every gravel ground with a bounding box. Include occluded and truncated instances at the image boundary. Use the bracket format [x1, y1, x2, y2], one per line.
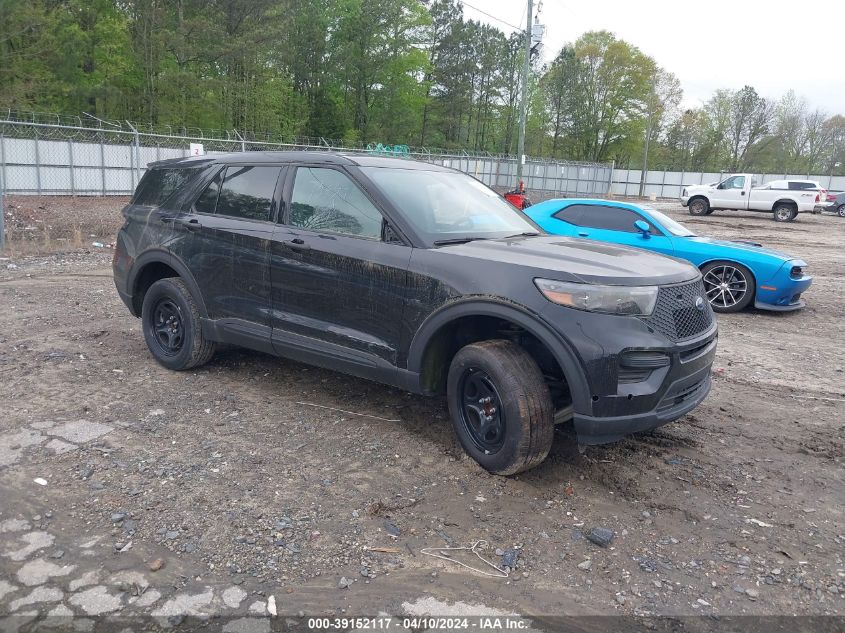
[0, 197, 843, 624]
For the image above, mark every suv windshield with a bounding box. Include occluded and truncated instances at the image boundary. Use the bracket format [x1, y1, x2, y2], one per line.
[645, 208, 696, 237]
[360, 167, 539, 244]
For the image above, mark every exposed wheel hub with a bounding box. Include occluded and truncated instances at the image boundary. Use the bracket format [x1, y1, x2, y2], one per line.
[151, 299, 184, 355]
[459, 368, 506, 455]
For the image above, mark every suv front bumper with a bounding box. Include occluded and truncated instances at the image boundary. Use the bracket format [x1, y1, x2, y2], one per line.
[542, 293, 718, 445]
[574, 364, 712, 444]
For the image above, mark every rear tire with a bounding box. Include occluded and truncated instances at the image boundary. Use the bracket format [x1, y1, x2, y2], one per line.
[688, 198, 709, 216]
[141, 278, 216, 370]
[773, 204, 798, 222]
[447, 340, 554, 476]
[701, 261, 755, 313]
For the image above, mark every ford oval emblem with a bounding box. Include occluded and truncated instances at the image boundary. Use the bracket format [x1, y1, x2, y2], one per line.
[695, 296, 705, 311]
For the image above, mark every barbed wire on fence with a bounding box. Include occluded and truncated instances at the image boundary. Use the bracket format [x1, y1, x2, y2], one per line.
[0, 111, 617, 197]
[0, 109, 611, 169]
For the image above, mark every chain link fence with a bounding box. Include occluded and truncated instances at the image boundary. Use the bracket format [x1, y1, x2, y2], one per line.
[0, 114, 614, 199]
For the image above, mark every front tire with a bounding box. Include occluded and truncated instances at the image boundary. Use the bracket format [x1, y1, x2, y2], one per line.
[701, 261, 755, 313]
[773, 204, 798, 222]
[447, 340, 554, 475]
[141, 278, 216, 370]
[688, 198, 709, 216]
[838, 204, 845, 218]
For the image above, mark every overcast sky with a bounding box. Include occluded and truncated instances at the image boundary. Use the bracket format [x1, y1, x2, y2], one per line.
[462, 0, 844, 115]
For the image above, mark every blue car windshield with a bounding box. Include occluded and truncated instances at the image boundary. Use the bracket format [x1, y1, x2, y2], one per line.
[360, 167, 539, 244]
[645, 208, 696, 237]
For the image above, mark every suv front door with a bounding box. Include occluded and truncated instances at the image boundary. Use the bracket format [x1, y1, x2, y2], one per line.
[269, 165, 411, 369]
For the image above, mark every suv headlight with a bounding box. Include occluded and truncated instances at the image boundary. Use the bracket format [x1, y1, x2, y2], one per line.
[534, 278, 658, 316]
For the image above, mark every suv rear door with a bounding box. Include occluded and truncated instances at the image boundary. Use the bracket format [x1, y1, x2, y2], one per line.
[172, 164, 284, 332]
[269, 164, 411, 369]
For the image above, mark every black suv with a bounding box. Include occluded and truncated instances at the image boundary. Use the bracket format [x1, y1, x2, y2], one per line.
[114, 152, 717, 475]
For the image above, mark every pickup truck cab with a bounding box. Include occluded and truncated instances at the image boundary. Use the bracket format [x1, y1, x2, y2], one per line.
[681, 174, 824, 222]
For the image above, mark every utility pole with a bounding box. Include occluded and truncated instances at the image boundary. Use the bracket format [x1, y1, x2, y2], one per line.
[516, 0, 532, 183]
[639, 111, 652, 197]
[639, 90, 658, 197]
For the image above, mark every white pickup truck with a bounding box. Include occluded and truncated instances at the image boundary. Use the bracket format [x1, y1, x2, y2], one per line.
[680, 174, 825, 222]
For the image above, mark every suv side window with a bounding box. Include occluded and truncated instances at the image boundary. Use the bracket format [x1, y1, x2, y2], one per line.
[788, 181, 815, 190]
[215, 166, 281, 221]
[194, 170, 223, 214]
[289, 167, 383, 239]
[133, 168, 197, 207]
[568, 204, 649, 234]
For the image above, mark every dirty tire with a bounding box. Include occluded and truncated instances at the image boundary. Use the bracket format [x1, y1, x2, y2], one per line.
[773, 204, 798, 222]
[447, 340, 554, 476]
[141, 277, 215, 371]
[705, 208, 715, 215]
[688, 198, 709, 216]
[838, 204, 845, 218]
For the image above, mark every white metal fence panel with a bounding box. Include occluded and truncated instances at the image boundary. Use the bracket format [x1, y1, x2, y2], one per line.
[613, 170, 844, 199]
[3, 116, 842, 199]
[0, 119, 615, 198]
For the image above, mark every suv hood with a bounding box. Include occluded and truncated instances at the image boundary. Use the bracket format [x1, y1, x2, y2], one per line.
[441, 236, 699, 286]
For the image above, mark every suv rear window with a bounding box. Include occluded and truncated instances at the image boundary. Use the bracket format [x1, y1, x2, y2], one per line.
[215, 166, 281, 221]
[132, 168, 197, 207]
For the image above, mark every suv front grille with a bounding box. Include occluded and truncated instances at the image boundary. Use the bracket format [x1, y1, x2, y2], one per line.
[642, 280, 714, 342]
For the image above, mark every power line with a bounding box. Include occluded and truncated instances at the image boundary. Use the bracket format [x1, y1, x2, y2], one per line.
[462, 1, 524, 31]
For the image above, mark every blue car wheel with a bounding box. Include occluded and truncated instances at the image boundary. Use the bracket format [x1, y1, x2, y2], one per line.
[701, 261, 754, 313]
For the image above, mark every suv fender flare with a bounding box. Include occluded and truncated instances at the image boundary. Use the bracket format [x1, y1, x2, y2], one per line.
[406, 299, 591, 413]
[129, 249, 209, 319]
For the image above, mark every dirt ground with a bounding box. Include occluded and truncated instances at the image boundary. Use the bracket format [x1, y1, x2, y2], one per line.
[0, 196, 843, 626]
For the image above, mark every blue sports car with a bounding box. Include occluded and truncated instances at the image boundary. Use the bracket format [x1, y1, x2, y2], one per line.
[524, 199, 812, 313]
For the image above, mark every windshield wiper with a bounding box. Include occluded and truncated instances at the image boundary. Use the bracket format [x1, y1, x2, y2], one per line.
[433, 236, 491, 246]
[503, 231, 541, 239]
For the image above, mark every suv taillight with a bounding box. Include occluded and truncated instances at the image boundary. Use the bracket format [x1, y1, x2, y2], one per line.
[815, 193, 820, 203]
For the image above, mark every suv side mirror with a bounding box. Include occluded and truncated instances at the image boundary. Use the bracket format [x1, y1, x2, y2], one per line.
[634, 219, 651, 238]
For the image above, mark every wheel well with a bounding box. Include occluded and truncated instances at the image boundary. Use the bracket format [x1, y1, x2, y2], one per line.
[772, 199, 797, 211]
[418, 315, 570, 409]
[132, 262, 179, 314]
[688, 195, 708, 205]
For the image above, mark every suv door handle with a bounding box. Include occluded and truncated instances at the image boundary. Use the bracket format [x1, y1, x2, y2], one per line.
[282, 238, 311, 252]
[175, 217, 202, 231]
